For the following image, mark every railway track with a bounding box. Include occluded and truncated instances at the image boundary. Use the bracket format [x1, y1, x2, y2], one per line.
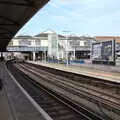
[15, 63, 120, 119]
[7, 61, 105, 120]
[16, 63, 120, 109]
[17, 62, 120, 119]
[27, 62, 120, 95]
[21, 63, 120, 100]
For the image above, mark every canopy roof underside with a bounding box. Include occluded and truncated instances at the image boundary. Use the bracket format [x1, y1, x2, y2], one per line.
[0, 0, 49, 51]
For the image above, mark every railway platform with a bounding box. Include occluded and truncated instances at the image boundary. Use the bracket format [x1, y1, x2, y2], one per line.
[0, 86, 9, 120]
[27, 61, 120, 83]
[0, 62, 48, 120]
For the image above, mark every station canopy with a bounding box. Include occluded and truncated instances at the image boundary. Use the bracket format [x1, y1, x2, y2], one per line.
[0, 0, 49, 51]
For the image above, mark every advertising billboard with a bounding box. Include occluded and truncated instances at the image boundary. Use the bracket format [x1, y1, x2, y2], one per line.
[91, 40, 115, 65]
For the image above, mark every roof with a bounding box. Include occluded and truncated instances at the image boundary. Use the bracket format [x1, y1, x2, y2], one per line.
[95, 36, 120, 43]
[68, 36, 95, 40]
[58, 34, 65, 38]
[35, 29, 56, 37]
[15, 35, 33, 39]
[35, 33, 48, 37]
[0, 0, 49, 51]
[43, 29, 56, 34]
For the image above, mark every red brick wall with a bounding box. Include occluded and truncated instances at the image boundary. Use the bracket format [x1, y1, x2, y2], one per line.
[95, 36, 120, 43]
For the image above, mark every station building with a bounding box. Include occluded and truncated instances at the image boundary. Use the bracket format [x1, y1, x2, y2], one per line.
[68, 36, 96, 59]
[7, 30, 96, 60]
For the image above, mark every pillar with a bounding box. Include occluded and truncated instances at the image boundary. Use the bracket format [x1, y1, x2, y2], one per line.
[1, 52, 3, 57]
[33, 52, 36, 61]
[73, 49, 76, 60]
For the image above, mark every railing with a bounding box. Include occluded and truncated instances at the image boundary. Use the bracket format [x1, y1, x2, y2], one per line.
[7, 46, 48, 52]
[75, 46, 90, 51]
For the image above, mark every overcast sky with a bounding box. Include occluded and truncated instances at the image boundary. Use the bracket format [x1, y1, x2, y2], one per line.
[16, 0, 120, 36]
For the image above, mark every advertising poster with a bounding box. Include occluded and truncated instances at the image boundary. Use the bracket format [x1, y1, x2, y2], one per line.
[91, 40, 115, 65]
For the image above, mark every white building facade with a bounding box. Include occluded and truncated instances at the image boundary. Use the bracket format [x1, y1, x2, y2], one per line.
[7, 30, 96, 60]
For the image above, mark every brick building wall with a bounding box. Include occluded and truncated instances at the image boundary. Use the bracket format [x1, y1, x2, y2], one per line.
[95, 36, 120, 43]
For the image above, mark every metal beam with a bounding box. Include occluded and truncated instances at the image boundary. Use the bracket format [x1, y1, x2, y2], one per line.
[0, 23, 18, 26]
[0, 38, 10, 39]
[24, 0, 35, 6]
[0, 1, 32, 7]
[0, 36, 12, 39]
[0, 16, 19, 26]
[0, 27, 13, 33]
[0, 35, 12, 38]
[0, 33, 13, 38]
[0, 33, 13, 35]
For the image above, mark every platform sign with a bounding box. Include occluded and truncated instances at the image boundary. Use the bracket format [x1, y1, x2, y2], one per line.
[91, 40, 115, 65]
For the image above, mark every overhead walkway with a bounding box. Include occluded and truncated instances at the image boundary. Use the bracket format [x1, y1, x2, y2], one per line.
[7, 46, 48, 52]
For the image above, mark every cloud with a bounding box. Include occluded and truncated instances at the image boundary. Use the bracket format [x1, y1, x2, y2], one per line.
[17, 0, 120, 36]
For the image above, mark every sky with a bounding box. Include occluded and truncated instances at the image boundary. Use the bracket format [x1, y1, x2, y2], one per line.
[16, 0, 120, 36]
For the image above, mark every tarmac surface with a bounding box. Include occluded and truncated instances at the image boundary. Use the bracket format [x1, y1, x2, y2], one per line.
[0, 62, 46, 120]
[27, 60, 120, 83]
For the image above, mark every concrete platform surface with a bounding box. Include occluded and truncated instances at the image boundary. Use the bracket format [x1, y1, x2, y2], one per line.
[0, 88, 9, 120]
[0, 62, 46, 120]
[28, 61, 120, 83]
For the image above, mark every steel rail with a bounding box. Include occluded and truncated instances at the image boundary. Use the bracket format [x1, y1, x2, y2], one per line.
[6, 62, 99, 120]
[15, 62, 120, 119]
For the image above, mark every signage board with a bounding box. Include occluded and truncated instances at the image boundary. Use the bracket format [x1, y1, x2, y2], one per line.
[91, 40, 115, 65]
